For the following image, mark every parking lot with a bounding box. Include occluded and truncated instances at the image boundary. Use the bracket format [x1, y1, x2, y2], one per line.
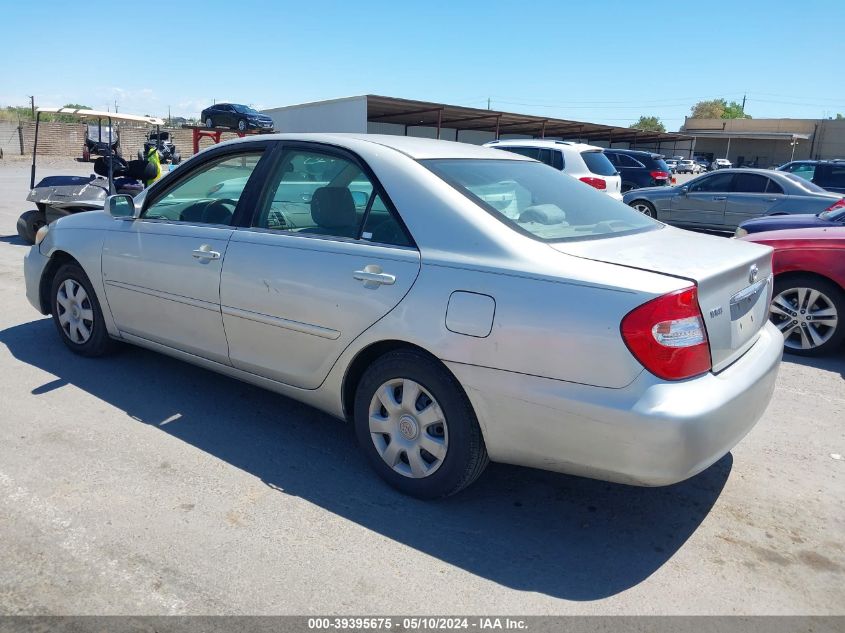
[0, 158, 843, 615]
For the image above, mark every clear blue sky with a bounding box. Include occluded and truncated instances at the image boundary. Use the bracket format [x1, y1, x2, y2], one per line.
[3, 0, 843, 130]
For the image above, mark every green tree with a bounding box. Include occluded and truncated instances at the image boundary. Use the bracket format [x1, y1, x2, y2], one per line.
[630, 115, 666, 132]
[722, 101, 750, 119]
[690, 99, 726, 119]
[53, 103, 93, 123]
[836, 113, 844, 120]
[690, 98, 750, 119]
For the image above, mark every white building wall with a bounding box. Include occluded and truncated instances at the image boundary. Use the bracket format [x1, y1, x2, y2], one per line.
[262, 96, 368, 133]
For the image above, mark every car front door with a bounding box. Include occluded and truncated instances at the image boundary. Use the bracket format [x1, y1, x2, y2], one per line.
[724, 173, 786, 229]
[101, 146, 269, 364]
[220, 144, 421, 389]
[670, 171, 734, 227]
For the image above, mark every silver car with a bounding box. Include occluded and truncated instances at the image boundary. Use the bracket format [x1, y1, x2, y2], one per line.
[624, 168, 845, 231]
[24, 134, 783, 498]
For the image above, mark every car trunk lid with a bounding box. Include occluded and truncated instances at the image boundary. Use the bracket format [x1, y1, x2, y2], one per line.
[550, 226, 774, 373]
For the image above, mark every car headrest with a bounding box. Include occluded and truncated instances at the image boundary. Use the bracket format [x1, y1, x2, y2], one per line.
[93, 155, 128, 178]
[310, 187, 357, 228]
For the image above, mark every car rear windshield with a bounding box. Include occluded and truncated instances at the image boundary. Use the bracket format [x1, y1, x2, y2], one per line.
[651, 157, 670, 172]
[422, 159, 659, 242]
[580, 151, 617, 176]
[782, 172, 827, 193]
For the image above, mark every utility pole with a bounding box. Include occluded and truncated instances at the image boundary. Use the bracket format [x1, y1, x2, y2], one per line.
[741, 93, 746, 115]
[168, 105, 171, 126]
[29, 96, 35, 118]
[114, 100, 119, 113]
[487, 97, 491, 110]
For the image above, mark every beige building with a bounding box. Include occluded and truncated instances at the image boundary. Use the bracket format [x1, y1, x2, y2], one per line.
[680, 117, 845, 167]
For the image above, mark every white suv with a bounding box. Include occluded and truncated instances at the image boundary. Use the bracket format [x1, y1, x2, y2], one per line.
[483, 139, 622, 200]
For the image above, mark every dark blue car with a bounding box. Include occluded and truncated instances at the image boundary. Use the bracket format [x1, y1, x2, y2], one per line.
[735, 204, 845, 236]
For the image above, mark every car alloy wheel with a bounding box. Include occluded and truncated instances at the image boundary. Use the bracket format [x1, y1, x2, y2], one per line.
[368, 378, 448, 479]
[205, 117, 213, 128]
[56, 278, 94, 344]
[770, 286, 839, 352]
[631, 202, 654, 217]
[238, 119, 247, 132]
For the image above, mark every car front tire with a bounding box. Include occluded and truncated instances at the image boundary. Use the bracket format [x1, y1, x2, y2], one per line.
[205, 116, 214, 128]
[237, 119, 247, 132]
[353, 350, 489, 499]
[50, 263, 116, 357]
[770, 274, 845, 356]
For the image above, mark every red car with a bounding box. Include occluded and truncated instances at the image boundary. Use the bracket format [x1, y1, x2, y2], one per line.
[741, 227, 845, 356]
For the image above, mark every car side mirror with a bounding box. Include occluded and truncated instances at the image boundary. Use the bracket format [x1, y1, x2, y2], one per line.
[350, 191, 369, 207]
[104, 194, 136, 219]
[680, 185, 689, 195]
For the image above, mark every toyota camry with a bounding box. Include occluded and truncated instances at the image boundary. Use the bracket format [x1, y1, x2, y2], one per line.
[24, 134, 783, 498]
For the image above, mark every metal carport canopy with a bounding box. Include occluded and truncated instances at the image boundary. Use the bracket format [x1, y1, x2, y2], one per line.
[365, 94, 691, 145]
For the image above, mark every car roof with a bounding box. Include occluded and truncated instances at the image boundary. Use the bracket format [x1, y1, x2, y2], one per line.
[605, 148, 662, 158]
[216, 132, 531, 160]
[484, 139, 604, 152]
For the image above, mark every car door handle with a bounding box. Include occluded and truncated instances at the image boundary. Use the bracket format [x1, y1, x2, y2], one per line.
[192, 246, 221, 260]
[354, 267, 395, 287]
[713, 196, 727, 201]
[764, 197, 778, 202]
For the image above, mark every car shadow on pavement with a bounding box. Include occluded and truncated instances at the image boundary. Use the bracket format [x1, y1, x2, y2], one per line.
[782, 352, 845, 378]
[0, 234, 27, 246]
[0, 318, 732, 601]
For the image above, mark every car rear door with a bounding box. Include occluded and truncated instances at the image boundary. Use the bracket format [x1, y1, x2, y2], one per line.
[101, 144, 271, 364]
[219, 143, 421, 389]
[724, 173, 786, 229]
[670, 171, 733, 227]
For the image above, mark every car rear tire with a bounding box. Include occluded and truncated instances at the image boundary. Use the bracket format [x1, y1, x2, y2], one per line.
[17, 209, 46, 245]
[205, 117, 214, 128]
[770, 275, 844, 356]
[630, 200, 656, 217]
[353, 350, 489, 499]
[50, 263, 116, 357]
[172, 153, 182, 165]
[237, 119, 247, 132]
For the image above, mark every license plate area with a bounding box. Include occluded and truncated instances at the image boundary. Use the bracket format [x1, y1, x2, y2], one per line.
[729, 276, 771, 348]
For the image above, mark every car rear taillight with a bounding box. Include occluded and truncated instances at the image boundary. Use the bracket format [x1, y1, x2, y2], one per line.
[620, 286, 711, 381]
[579, 177, 607, 190]
[824, 198, 845, 212]
[650, 170, 669, 180]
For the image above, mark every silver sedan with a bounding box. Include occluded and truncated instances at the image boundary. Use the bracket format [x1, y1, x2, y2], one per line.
[24, 134, 783, 498]
[624, 168, 844, 231]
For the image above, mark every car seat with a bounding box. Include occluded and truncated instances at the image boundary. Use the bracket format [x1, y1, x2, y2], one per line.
[300, 187, 358, 237]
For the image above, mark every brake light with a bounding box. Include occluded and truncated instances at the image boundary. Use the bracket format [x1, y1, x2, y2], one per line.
[650, 170, 669, 180]
[620, 286, 711, 380]
[579, 177, 606, 190]
[825, 198, 845, 212]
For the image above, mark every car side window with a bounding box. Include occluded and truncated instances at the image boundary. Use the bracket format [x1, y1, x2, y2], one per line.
[361, 194, 412, 247]
[618, 154, 643, 168]
[551, 150, 564, 170]
[789, 164, 816, 180]
[254, 149, 370, 239]
[690, 173, 734, 192]
[819, 166, 845, 188]
[605, 152, 619, 166]
[495, 146, 539, 160]
[537, 148, 553, 167]
[766, 178, 785, 195]
[142, 152, 264, 225]
[732, 173, 769, 193]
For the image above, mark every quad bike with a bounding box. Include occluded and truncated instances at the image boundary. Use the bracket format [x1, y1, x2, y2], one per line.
[18, 107, 165, 244]
[137, 130, 181, 164]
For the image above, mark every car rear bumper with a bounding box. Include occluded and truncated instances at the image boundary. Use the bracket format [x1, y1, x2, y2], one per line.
[607, 191, 623, 201]
[447, 320, 783, 486]
[24, 244, 50, 314]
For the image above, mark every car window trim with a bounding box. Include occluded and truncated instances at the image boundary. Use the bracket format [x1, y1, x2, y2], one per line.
[140, 140, 276, 227]
[247, 140, 417, 249]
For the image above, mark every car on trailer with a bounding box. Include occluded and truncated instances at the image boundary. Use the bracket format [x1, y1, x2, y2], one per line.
[18, 107, 165, 244]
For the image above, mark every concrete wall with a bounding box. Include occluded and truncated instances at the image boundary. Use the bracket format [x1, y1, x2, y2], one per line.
[681, 117, 845, 165]
[11, 121, 243, 159]
[263, 96, 368, 133]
